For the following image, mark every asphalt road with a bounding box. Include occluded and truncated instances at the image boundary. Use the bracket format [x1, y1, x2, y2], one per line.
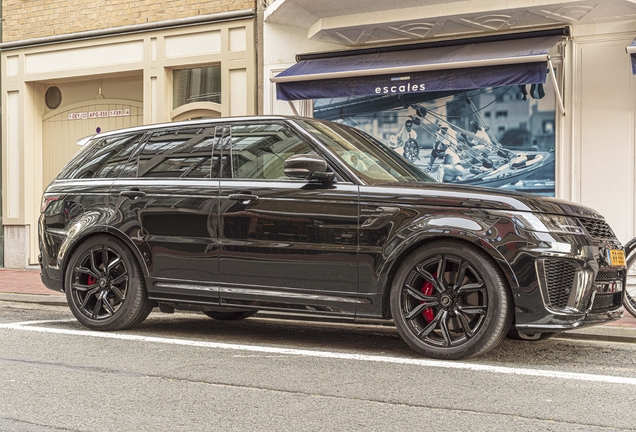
[1, 301, 636, 432]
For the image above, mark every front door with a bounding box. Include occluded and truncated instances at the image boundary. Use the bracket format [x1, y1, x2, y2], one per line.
[217, 121, 360, 316]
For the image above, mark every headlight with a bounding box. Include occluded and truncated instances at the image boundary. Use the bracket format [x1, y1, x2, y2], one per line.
[506, 211, 584, 235]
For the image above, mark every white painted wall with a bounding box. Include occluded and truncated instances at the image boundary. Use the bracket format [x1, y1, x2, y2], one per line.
[263, 22, 342, 115]
[570, 33, 636, 243]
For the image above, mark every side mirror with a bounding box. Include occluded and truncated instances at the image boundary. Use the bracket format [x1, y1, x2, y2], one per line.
[284, 154, 335, 182]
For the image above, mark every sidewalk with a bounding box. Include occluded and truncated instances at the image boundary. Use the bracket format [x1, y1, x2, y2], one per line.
[0, 268, 634, 342]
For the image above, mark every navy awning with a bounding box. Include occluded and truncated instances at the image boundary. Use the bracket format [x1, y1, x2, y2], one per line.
[626, 37, 636, 75]
[272, 35, 563, 101]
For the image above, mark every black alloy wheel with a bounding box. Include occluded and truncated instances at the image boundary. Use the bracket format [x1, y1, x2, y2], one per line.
[391, 241, 512, 359]
[403, 139, 419, 163]
[204, 310, 258, 321]
[65, 235, 153, 331]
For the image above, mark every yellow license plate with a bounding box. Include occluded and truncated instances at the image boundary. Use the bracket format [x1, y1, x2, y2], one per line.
[609, 249, 626, 267]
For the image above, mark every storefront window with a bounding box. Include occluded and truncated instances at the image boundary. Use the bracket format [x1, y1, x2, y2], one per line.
[173, 65, 221, 109]
[314, 81, 557, 196]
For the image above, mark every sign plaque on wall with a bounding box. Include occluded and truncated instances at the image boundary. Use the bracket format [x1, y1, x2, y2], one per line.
[68, 109, 130, 120]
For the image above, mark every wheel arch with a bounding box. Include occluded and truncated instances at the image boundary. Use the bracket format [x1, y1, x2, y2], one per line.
[378, 232, 519, 319]
[59, 226, 149, 292]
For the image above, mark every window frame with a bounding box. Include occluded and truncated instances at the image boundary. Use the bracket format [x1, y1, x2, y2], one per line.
[127, 123, 221, 180]
[220, 120, 350, 183]
[57, 131, 146, 180]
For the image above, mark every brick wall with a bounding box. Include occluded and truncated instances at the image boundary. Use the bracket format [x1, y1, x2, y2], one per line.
[2, 0, 255, 42]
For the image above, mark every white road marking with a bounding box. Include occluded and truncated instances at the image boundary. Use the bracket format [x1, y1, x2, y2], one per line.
[2, 319, 635, 386]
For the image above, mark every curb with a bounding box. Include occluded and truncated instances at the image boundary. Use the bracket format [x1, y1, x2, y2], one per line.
[0, 292, 67, 307]
[555, 327, 636, 344]
[1, 292, 635, 343]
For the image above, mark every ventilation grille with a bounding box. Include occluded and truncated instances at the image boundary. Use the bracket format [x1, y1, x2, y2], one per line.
[45, 86, 62, 110]
[578, 218, 617, 241]
[544, 259, 576, 309]
[595, 270, 623, 282]
[590, 292, 621, 313]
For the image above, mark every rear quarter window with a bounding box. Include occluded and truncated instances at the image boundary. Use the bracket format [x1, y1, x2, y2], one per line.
[56, 133, 145, 180]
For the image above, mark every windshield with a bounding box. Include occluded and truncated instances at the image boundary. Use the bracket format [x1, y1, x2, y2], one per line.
[298, 119, 435, 185]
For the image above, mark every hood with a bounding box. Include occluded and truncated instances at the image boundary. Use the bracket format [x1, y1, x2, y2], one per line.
[364, 182, 604, 219]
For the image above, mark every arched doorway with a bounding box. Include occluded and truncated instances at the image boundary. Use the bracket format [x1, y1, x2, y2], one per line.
[42, 99, 143, 188]
[32, 99, 144, 264]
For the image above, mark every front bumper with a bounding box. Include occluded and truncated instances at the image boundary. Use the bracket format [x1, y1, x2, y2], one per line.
[515, 306, 624, 332]
[502, 229, 626, 332]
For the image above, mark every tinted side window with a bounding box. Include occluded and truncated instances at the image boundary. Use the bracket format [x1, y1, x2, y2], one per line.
[58, 133, 144, 180]
[226, 123, 313, 180]
[56, 137, 100, 180]
[135, 126, 217, 178]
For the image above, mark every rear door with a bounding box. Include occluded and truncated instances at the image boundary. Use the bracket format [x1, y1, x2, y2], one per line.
[109, 123, 223, 303]
[217, 121, 361, 316]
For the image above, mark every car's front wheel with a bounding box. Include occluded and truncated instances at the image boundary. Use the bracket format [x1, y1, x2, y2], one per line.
[390, 241, 512, 360]
[65, 235, 153, 331]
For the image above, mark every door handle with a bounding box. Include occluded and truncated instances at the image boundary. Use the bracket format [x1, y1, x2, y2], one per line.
[119, 189, 146, 199]
[228, 194, 259, 203]
[361, 206, 400, 229]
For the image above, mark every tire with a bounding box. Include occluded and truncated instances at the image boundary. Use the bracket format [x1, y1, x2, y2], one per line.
[65, 235, 153, 331]
[403, 139, 420, 163]
[203, 310, 258, 321]
[506, 329, 559, 341]
[390, 241, 512, 360]
[624, 246, 636, 318]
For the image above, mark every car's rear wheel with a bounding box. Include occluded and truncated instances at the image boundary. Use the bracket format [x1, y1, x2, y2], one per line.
[65, 235, 153, 331]
[203, 310, 258, 321]
[390, 241, 512, 360]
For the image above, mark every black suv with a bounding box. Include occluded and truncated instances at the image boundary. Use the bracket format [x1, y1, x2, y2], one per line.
[39, 117, 626, 359]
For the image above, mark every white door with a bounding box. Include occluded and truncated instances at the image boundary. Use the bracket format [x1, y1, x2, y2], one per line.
[42, 99, 144, 189]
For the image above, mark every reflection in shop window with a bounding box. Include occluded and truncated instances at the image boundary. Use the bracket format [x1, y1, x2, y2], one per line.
[543, 120, 554, 134]
[313, 82, 558, 196]
[173, 65, 222, 109]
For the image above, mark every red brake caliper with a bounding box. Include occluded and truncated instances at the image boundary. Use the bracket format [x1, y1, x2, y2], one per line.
[420, 272, 436, 323]
[87, 275, 96, 287]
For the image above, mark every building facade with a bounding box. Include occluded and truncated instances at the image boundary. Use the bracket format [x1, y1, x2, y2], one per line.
[263, 0, 636, 245]
[1, 0, 257, 267]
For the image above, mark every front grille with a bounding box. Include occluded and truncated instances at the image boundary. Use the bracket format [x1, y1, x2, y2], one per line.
[590, 292, 621, 313]
[578, 218, 617, 240]
[544, 259, 576, 309]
